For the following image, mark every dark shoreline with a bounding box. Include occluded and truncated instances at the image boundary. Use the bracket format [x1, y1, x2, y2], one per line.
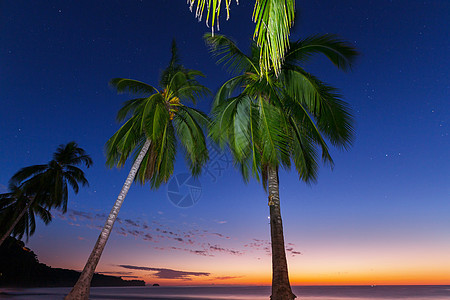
[0, 237, 145, 288]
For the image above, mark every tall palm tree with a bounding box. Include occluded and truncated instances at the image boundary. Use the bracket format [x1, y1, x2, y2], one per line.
[187, 0, 295, 77]
[65, 41, 210, 300]
[206, 34, 358, 299]
[0, 142, 92, 247]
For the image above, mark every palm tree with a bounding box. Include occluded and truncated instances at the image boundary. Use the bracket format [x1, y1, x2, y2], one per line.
[0, 183, 52, 243]
[0, 142, 92, 247]
[206, 34, 358, 299]
[65, 41, 210, 300]
[187, 0, 295, 77]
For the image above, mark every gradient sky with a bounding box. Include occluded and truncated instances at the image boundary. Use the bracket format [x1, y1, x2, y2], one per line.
[1, 0, 449, 286]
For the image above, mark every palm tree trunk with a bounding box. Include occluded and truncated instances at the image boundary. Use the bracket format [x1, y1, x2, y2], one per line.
[268, 165, 296, 300]
[0, 197, 35, 247]
[65, 139, 151, 300]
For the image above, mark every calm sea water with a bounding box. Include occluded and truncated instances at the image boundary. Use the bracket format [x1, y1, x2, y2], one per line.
[1, 285, 450, 300]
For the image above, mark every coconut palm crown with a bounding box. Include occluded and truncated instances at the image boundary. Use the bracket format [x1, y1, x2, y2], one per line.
[206, 33, 358, 186]
[106, 41, 210, 188]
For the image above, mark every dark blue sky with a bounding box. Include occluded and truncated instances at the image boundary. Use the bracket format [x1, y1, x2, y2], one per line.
[0, 1, 449, 285]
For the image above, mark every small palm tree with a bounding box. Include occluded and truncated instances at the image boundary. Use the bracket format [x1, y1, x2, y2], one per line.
[65, 41, 210, 300]
[187, 0, 294, 77]
[206, 34, 358, 299]
[0, 142, 92, 247]
[0, 183, 52, 242]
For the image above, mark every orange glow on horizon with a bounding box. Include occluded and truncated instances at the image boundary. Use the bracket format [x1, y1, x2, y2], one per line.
[130, 270, 450, 286]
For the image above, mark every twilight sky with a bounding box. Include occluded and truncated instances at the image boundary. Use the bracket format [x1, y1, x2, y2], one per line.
[1, 0, 449, 286]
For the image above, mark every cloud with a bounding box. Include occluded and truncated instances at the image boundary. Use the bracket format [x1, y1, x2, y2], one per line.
[69, 209, 95, 221]
[118, 265, 210, 280]
[211, 232, 230, 239]
[98, 271, 141, 279]
[190, 250, 209, 256]
[208, 244, 243, 255]
[124, 219, 139, 227]
[99, 271, 134, 275]
[214, 220, 227, 224]
[212, 276, 244, 280]
[244, 239, 302, 257]
[286, 247, 302, 256]
[57, 208, 246, 258]
[143, 233, 153, 241]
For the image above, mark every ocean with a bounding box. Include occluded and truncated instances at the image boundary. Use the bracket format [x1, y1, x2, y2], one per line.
[1, 285, 450, 300]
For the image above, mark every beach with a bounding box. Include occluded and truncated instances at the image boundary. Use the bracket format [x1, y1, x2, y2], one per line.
[2, 285, 450, 300]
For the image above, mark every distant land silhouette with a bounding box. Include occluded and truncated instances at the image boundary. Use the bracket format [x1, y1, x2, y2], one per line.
[0, 237, 145, 287]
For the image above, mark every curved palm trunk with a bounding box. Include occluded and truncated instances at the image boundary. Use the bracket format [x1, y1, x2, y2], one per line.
[0, 198, 35, 247]
[268, 166, 296, 300]
[65, 139, 151, 300]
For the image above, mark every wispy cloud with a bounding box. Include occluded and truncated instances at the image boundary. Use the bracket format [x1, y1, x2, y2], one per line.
[99, 271, 134, 275]
[98, 271, 141, 279]
[208, 243, 243, 255]
[211, 276, 244, 280]
[244, 239, 302, 257]
[119, 265, 210, 280]
[214, 220, 227, 224]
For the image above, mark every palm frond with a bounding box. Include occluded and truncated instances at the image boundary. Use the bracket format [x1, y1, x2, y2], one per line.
[159, 39, 185, 87]
[188, 0, 235, 34]
[9, 165, 48, 185]
[173, 106, 209, 176]
[64, 174, 80, 194]
[110, 78, 159, 96]
[288, 116, 320, 183]
[258, 95, 290, 165]
[210, 94, 246, 147]
[135, 127, 176, 188]
[164, 70, 210, 104]
[282, 68, 354, 149]
[52, 142, 93, 168]
[280, 89, 334, 166]
[212, 75, 247, 107]
[252, 0, 295, 77]
[65, 165, 90, 187]
[231, 95, 262, 178]
[151, 103, 170, 142]
[116, 98, 147, 122]
[285, 34, 358, 71]
[139, 93, 164, 135]
[35, 205, 52, 225]
[205, 34, 256, 75]
[106, 115, 144, 168]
